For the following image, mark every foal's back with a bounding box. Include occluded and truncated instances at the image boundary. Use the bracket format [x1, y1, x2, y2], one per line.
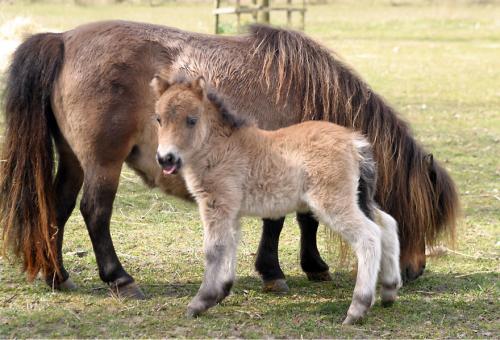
[271, 121, 358, 156]
[239, 121, 361, 218]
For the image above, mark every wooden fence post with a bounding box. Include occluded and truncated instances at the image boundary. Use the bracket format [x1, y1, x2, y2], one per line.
[214, 0, 221, 34]
[258, 0, 270, 24]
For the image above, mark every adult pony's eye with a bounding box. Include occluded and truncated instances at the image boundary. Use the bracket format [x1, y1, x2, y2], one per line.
[186, 116, 197, 127]
[155, 114, 161, 126]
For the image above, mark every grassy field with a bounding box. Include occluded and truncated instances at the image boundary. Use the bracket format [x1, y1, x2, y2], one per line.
[0, 1, 499, 338]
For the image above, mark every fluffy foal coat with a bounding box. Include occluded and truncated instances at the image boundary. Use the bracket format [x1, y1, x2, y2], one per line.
[153, 76, 402, 325]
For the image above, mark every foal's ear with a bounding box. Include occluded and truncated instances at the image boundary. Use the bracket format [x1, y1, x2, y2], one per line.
[191, 76, 207, 99]
[150, 74, 170, 98]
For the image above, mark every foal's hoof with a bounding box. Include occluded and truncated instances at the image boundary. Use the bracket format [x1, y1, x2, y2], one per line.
[381, 282, 400, 307]
[305, 270, 333, 282]
[342, 314, 361, 325]
[262, 279, 289, 294]
[109, 281, 146, 300]
[186, 306, 202, 318]
[186, 298, 210, 318]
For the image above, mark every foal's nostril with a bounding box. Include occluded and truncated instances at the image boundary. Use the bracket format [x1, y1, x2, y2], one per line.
[165, 153, 175, 164]
[156, 152, 177, 167]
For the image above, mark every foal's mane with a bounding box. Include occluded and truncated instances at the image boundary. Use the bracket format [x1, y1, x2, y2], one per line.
[206, 91, 248, 130]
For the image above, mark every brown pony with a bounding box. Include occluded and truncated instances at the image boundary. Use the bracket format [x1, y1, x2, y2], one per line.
[153, 75, 402, 324]
[0, 21, 458, 297]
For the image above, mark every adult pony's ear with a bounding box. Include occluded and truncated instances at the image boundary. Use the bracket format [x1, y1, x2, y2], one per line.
[150, 74, 170, 98]
[424, 153, 434, 168]
[191, 76, 207, 100]
[424, 153, 437, 184]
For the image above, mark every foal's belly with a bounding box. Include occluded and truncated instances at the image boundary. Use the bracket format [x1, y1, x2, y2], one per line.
[239, 189, 307, 219]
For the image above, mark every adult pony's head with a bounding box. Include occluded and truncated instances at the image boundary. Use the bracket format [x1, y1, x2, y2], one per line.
[152, 75, 246, 175]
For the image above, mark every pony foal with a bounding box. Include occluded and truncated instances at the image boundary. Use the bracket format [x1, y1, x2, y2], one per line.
[152, 75, 402, 324]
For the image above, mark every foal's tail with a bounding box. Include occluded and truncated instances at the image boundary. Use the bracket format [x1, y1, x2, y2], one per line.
[354, 136, 377, 220]
[0, 33, 65, 280]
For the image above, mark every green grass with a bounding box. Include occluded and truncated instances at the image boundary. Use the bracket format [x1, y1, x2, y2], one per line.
[0, 1, 499, 338]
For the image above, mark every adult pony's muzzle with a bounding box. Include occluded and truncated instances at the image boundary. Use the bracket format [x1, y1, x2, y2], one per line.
[156, 151, 182, 175]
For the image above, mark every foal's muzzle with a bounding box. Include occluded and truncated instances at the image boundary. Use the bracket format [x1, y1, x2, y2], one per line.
[157, 151, 182, 175]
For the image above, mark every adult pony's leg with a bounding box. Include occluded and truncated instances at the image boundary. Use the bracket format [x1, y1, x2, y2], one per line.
[255, 214, 331, 293]
[79, 163, 145, 299]
[255, 217, 289, 293]
[297, 212, 332, 281]
[44, 138, 83, 290]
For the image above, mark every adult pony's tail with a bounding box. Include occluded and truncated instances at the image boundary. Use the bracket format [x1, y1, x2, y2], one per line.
[0, 33, 64, 281]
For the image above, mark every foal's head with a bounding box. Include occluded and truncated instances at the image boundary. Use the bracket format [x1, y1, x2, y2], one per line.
[151, 75, 246, 175]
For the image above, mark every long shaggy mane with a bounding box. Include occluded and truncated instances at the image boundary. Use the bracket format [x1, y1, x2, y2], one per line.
[249, 24, 459, 258]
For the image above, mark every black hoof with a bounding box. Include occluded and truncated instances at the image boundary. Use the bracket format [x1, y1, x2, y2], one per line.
[109, 281, 146, 299]
[381, 299, 395, 308]
[262, 278, 289, 294]
[47, 277, 78, 291]
[305, 270, 333, 282]
[57, 277, 77, 291]
[44, 273, 76, 291]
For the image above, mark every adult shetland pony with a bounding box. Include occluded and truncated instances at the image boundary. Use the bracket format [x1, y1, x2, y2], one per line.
[1, 21, 458, 297]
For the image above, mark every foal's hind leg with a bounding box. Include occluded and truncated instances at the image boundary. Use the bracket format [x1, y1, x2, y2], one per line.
[297, 212, 332, 282]
[311, 202, 381, 325]
[79, 163, 144, 299]
[255, 217, 289, 293]
[44, 138, 83, 290]
[374, 208, 402, 306]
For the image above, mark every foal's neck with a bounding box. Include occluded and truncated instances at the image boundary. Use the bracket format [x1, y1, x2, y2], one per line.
[193, 124, 268, 170]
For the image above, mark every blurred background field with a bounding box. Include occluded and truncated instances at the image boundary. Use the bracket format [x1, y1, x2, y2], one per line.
[0, 0, 499, 338]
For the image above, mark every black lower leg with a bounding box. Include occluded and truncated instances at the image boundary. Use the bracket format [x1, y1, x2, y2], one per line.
[80, 180, 134, 288]
[255, 217, 286, 281]
[297, 212, 330, 275]
[45, 155, 83, 286]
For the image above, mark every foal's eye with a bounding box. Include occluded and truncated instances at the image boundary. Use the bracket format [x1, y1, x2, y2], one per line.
[155, 114, 161, 126]
[186, 116, 197, 127]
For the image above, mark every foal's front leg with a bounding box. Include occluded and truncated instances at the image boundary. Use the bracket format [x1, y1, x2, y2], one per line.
[187, 203, 240, 317]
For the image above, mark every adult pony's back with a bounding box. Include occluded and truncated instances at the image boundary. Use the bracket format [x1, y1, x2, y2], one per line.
[0, 21, 458, 294]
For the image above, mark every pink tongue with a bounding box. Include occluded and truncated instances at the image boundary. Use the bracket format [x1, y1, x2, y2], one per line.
[162, 165, 177, 175]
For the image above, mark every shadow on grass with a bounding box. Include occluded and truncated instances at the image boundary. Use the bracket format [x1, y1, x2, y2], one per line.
[77, 269, 498, 301]
[1, 270, 497, 338]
